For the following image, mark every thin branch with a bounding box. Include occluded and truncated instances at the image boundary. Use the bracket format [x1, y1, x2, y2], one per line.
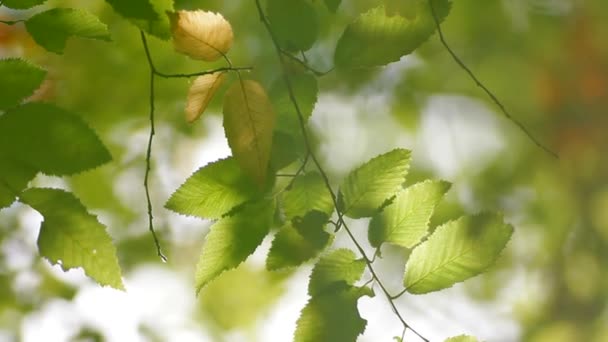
[280, 49, 334, 76]
[254, 1, 429, 341]
[428, 0, 558, 159]
[391, 288, 408, 300]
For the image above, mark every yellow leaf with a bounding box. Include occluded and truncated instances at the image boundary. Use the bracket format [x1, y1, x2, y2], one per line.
[223, 80, 275, 186]
[170, 10, 234, 61]
[185, 72, 226, 123]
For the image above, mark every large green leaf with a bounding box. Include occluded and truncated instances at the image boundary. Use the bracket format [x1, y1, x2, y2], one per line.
[2, 0, 47, 9]
[0, 103, 111, 176]
[0, 156, 37, 209]
[165, 157, 260, 220]
[25, 8, 111, 54]
[270, 72, 318, 138]
[105, 0, 173, 40]
[0, 58, 46, 110]
[339, 148, 411, 218]
[334, 1, 451, 68]
[20, 188, 124, 289]
[282, 172, 334, 219]
[308, 248, 366, 296]
[195, 200, 274, 293]
[404, 213, 513, 294]
[267, 0, 319, 51]
[223, 80, 276, 186]
[368, 180, 451, 248]
[266, 211, 332, 270]
[294, 285, 373, 342]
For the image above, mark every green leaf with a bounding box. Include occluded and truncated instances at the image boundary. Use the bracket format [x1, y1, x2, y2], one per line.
[0, 103, 112, 176]
[269, 131, 305, 171]
[267, 211, 332, 270]
[283, 172, 334, 219]
[267, 0, 319, 51]
[0, 58, 46, 110]
[445, 335, 480, 342]
[334, 1, 451, 68]
[0, 156, 37, 209]
[339, 148, 411, 218]
[25, 8, 111, 54]
[195, 200, 274, 293]
[165, 157, 260, 220]
[404, 213, 513, 294]
[369, 180, 451, 248]
[270, 72, 318, 138]
[19, 188, 124, 289]
[308, 248, 366, 296]
[105, 0, 173, 40]
[1, 0, 47, 9]
[294, 285, 373, 342]
[223, 80, 276, 186]
[324, 0, 341, 13]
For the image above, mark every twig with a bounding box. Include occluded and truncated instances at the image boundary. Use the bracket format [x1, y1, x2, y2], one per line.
[254, 1, 429, 341]
[280, 49, 334, 76]
[428, 0, 558, 159]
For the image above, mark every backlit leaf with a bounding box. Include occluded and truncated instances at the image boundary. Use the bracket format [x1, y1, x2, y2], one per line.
[308, 248, 366, 296]
[20, 188, 124, 289]
[369, 180, 451, 248]
[195, 200, 274, 293]
[185, 72, 226, 123]
[267, 0, 319, 51]
[445, 335, 480, 342]
[282, 172, 334, 219]
[0, 58, 46, 110]
[105, 0, 173, 40]
[2, 0, 46, 9]
[165, 157, 261, 220]
[339, 148, 411, 218]
[223, 80, 276, 186]
[25, 8, 111, 54]
[0, 156, 36, 209]
[170, 10, 233, 61]
[404, 213, 513, 294]
[0, 103, 111, 176]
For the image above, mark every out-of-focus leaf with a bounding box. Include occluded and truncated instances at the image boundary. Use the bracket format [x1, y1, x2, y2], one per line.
[282, 172, 334, 219]
[106, 0, 173, 40]
[2, 0, 46, 9]
[444, 335, 480, 342]
[0, 156, 36, 209]
[404, 213, 513, 294]
[223, 80, 276, 186]
[195, 200, 274, 293]
[270, 72, 318, 138]
[0, 103, 111, 176]
[20, 188, 124, 289]
[324, 0, 341, 13]
[170, 10, 233, 60]
[308, 248, 366, 296]
[269, 130, 305, 171]
[339, 148, 411, 218]
[267, 0, 319, 51]
[185, 72, 225, 123]
[25, 8, 111, 54]
[0, 58, 46, 110]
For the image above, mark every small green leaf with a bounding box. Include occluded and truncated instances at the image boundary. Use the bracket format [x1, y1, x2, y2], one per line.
[165, 157, 261, 220]
[105, 0, 173, 40]
[445, 335, 480, 342]
[369, 180, 451, 248]
[267, 211, 332, 270]
[20, 188, 124, 289]
[294, 285, 373, 342]
[223, 80, 276, 186]
[25, 8, 111, 54]
[404, 213, 513, 294]
[324, 0, 341, 13]
[195, 200, 274, 293]
[270, 72, 318, 138]
[283, 172, 334, 219]
[0, 103, 112, 176]
[309, 248, 366, 296]
[339, 148, 411, 218]
[2, 0, 47, 9]
[334, 1, 451, 68]
[267, 0, 319, 51]
[0, 58, 46, 110]
[0, 156, 37, 209]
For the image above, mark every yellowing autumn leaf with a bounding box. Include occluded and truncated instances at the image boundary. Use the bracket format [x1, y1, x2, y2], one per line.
[170, 10, 234, 61]
[223, 80, 275, 186]
[185, 72, 226, 123]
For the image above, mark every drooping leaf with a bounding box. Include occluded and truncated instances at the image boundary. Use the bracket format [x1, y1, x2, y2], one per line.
[324, 0, 341, 13]
[308, 248, 366, 296]
[267, 211, 332, 270]
[404, 213, 513, 294]
[282, 172, 334, 219]
[165, 157, 261, 220]
[339, 148, 411, 218]
[185, 72, 226, 123]
[444, 335, 480, 342]
[2, 0, 47, 9]
[270, 72, 318, 138]
[0, 59, 46, 110]
[369, 180, 451, 248]
[0, 103, 111, 176]
[334, 1, 452, 68]
[105, 0, 173, 40]
[25, 8, 111, 54]
[20, 188, 124, 289]
[170, 10, 233, 61]
[223, 80, 276, 186]
[267, 0, 319, 51]
[0, 156, 37, 209]
[195, 200, 274, 293]
[294, 285, 373, 342]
